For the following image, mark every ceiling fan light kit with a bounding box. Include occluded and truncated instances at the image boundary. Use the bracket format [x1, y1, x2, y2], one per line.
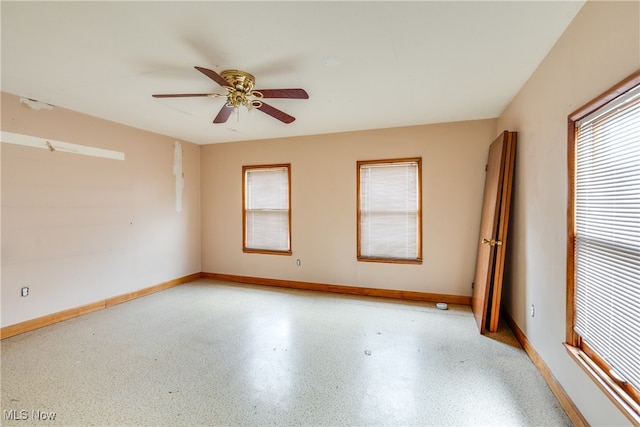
[153, 66, 308, 125]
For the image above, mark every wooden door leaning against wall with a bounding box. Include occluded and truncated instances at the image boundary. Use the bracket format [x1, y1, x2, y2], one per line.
[471, 131, 517, 334]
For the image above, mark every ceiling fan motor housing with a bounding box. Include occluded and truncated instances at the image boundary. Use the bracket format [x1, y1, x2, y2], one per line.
[221, 70, 255, 93]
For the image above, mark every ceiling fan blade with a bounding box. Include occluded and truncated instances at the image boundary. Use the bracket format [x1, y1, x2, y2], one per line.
[256, 102, 295, 124]
[195, 66, 230, 88]
[152, 93, 211, 98]
[213, 105, 234, 124]
[254, 88, 309, 99]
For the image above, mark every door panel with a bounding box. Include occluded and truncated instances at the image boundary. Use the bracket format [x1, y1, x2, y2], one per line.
[471, 131, 516, 334]
[488, 134, 516, 332]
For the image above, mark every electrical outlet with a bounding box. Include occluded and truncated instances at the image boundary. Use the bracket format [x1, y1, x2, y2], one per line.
[21, 287, 29, 297]
[296, 259, 301, 267]
[530, 304, 535, 317]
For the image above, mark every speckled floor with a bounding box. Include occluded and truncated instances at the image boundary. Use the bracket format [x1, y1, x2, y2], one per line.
[1, 279, 572, 426]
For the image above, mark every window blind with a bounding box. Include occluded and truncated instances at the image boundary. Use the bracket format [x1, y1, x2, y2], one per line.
[574, 85, 640, 392]
[245, 166, 290, 252]
[359, 161, 419, 260]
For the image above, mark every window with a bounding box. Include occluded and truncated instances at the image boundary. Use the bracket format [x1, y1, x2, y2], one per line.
[567, 71, 640, 423]
[357, 158, 422, 263]
[243, 164, 291, 255]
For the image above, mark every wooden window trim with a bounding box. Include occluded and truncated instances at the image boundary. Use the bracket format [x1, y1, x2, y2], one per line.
[566, 70, 640, 425]
[357, 157, 423, 264]
[242, 164, 292, 256]
[565, 344, 640, 424]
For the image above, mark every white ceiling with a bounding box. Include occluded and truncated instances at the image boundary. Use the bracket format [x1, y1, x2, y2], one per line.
[1, 1, 584, 145]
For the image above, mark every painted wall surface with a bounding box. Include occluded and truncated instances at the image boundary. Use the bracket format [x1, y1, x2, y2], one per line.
[1, 92, 201, 327]
[201, 119, 497, 297]
[496, 1, 639, 425]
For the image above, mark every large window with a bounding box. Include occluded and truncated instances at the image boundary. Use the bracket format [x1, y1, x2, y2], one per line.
[357, 158, 422, 263]
[243, 164, 291, 255]
[567, 71, 640, 423]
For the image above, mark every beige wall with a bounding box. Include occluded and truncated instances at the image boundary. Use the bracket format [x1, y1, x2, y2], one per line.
[1, 92, 201, 327]
[201, 119, 497, 296]
[497, 1, 639, 425]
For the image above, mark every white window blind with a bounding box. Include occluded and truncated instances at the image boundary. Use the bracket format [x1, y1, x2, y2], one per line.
[244, 166, 290, 252]
[574, 84, 640, 392]
[359, 160, 420, 261]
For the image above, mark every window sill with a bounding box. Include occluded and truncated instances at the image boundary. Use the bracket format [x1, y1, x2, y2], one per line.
[564, 343, 640, 425]
[357, 257, 422, 265]
[243, 248, 292, 256]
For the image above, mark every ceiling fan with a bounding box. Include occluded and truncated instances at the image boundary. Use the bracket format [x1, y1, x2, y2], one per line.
[152, 66, 308, 124]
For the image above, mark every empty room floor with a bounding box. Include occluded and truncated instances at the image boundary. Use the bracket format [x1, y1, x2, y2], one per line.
[1, 279, 571, 426]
